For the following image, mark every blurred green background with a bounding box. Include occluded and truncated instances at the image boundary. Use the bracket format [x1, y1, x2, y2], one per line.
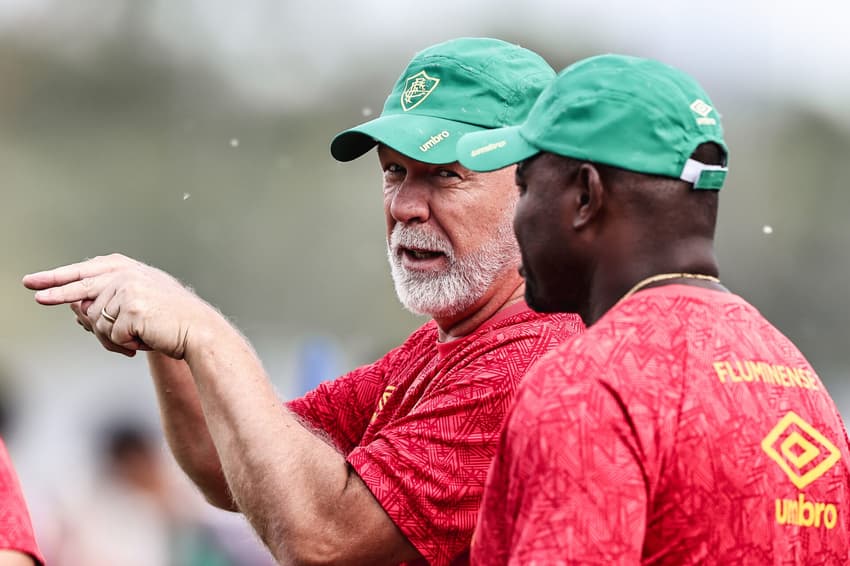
[2, 0, 849, 562]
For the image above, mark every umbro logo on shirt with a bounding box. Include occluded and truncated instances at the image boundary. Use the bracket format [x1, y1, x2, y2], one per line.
[762, 411, 841, 529]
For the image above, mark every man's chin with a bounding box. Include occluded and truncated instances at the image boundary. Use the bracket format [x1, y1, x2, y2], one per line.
[399, 298, 467, 319]
[394, 281, 476, 320]
[525, 297, 555, 313]
[524, 288, 563, 314]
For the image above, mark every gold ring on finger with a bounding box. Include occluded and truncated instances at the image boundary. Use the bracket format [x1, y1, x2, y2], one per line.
[101, 307, 118, 324]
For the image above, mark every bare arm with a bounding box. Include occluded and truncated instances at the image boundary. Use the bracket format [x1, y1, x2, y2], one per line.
[23, 255, 421, 565]
[182, 318, 419, 565]
[0, 551, 35, 566]
[147, 352, 235, 510]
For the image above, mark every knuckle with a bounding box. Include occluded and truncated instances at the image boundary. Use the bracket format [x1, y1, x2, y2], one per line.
[117, 294, 141, 315]
[125, 280, 142, 294]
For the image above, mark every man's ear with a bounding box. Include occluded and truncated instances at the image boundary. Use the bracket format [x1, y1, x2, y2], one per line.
[573, 163, 604, 230]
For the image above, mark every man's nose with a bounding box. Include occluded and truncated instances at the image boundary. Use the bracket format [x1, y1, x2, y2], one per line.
[388, 180, 431, 224]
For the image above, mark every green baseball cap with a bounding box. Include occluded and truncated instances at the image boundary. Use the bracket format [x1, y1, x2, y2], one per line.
[457, 54, 729, 189]
[330, 37, 555, 164]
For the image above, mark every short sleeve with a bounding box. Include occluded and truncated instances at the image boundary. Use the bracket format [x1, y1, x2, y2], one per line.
[287, 357, 391, 454]
[347, 348, 527, 566]
[473, 372, 648, 566]
[0, 439, 44, 565]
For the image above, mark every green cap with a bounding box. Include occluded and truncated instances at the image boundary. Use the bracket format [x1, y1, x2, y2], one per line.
[330, 37, 555, 164]
[457, 54, 729, 189]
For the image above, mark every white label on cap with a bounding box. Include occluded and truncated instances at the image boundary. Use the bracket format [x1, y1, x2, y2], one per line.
[690, 99, 717, 125]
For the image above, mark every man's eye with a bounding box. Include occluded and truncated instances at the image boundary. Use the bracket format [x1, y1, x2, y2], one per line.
[437, 169, 460, 178]
[385, 164, 405, 175]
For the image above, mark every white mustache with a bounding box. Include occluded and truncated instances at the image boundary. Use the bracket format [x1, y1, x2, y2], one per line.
[390, 225, 453, 258]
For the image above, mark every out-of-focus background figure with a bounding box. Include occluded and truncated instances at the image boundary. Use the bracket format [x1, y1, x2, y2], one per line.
[3, 0, 849, 561]
[39, 420, 275, 566]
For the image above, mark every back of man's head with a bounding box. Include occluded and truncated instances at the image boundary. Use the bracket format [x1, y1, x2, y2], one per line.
[330, 37, 555, 165]
[570, 139, 726, 240]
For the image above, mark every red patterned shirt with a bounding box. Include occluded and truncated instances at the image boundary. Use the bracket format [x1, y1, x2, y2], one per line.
[288, 302, 583, 565]
[473, 286, 850, 565]
[0, 438, 43, 565]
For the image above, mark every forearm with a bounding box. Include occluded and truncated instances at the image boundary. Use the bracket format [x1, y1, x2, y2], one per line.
[147, 351, 235, 510]
[23, 253, 418, 563]
[184, 318, 416, 565]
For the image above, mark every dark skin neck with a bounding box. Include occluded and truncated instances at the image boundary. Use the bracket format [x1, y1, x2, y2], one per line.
[585, 232, 726, 325]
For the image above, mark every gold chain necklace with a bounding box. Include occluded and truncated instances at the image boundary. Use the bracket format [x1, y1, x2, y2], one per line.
[617, 272, 721, 305]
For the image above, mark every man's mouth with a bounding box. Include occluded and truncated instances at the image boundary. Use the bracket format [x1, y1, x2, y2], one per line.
[402, 247, 445, 261]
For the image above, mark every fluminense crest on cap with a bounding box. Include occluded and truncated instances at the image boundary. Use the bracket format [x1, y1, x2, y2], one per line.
[401, 71, 440, 111]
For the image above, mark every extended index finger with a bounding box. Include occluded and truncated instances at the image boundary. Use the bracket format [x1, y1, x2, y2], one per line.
[22, 256, 115, 291]
[29, 274, 110, 306]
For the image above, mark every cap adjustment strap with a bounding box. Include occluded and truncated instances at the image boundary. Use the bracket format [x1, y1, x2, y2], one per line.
[680, 158, 727, 190]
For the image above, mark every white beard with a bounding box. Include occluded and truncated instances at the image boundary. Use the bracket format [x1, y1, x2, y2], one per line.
[387, 214, 520, 319]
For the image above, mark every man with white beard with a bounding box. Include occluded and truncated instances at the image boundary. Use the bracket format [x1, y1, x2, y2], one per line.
[23, 38, 584, 566]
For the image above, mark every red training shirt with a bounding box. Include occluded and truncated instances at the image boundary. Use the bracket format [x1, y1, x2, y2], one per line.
[288, 302, 584, 565]
[473, 286, 850, 565]
[0, 437, 44, 565]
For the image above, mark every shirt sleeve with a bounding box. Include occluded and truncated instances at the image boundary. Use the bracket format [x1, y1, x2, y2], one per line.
[0, 439, 44, 566]
[473, 374, 649, 566]
[346, 345, 531, 566]
[287, 356, 391, 454]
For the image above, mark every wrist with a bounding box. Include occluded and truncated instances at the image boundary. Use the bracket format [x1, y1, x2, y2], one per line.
[182, 305, 242, 365]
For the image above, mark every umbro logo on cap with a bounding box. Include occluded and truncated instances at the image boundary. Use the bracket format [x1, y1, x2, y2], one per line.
[690, 99, 716, 126]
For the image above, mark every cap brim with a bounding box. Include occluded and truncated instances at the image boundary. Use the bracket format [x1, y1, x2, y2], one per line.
[330, 114, 487, 164]
[456, 125, 539, 172]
